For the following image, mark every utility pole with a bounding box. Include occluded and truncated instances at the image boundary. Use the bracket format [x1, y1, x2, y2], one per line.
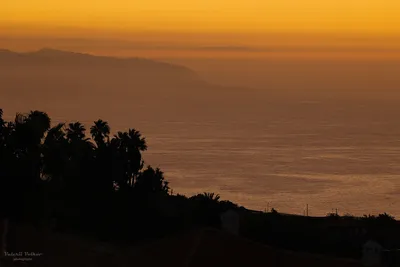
[306, 204, 309, 217]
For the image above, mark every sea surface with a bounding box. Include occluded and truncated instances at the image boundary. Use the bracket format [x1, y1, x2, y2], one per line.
[4, 92, 400, 217]
[138, 93, 400, 217]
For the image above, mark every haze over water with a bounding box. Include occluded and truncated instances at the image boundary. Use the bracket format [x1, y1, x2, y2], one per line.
[2, 0, 400, 218]
[2, 47, 400, 218]
[137, 94, 400, 217]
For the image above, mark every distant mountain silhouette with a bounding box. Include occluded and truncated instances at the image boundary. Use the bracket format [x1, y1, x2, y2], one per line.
[0, 48, 258, 122]
[0, 48, 199, 82]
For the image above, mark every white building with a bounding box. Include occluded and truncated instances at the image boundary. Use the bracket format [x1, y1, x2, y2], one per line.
[362, 240, 384, 266]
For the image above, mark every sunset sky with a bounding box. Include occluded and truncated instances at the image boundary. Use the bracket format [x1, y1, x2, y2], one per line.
[3, 2, 400, 218]
[1, 0, 400, 58]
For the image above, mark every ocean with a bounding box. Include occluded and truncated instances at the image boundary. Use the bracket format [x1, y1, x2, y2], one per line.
[3, 87, 400, 218]
[136, 94, 400, 217]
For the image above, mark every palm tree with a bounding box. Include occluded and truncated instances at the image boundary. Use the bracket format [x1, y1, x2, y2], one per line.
[189, 192, 221, 227]
[0, 108, 4, 131]
[1, 111, 51, 223]
[90, 120, 115, 198]
[0, 108, 11, 220]
[114, 129, 147, 152]
[189, 192, 221, 207]
[126, 129, 147, 184]
[11, 111, 50, 174]
[65, 122, 94, 181]
[66, 122, 95, 161]
[62, 122, 95, 223]
[66, 122, 86, 142]
[46, 123, 66, 144]
[27, 111, 51, 141]
[41, 123, 68, 181]
[202, 192, 221, 202]
[11, 111, 50, 157]
[10, 111, 50, 151]
[111, 129, 147, 188]
[127, 129, 147, 151]
[0, 108, 7, 150]
[0, 110, 15, 169]
[25, 111, 51, 178]
[90, 119, 110, 147]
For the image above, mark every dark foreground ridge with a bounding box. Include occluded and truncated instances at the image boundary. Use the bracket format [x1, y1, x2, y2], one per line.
[1, 225, 367, 267]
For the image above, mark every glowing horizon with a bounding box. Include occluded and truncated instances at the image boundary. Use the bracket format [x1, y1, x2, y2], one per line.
[1, 0, 400, 34]
[2, 0, 400, 59]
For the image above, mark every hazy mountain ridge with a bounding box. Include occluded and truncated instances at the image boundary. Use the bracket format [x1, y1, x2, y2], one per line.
[0, 48, 200, 81]
[0, 48, 260, 121]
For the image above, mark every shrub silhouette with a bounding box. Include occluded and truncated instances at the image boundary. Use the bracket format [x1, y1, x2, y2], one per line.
[271, 208, 279, 214]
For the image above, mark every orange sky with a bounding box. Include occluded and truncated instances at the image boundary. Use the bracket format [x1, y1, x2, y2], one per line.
[1, 0, 400, 33]
[1, 0, 400, 58]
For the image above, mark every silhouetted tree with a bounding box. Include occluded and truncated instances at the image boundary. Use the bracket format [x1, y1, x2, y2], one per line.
[377, 213, 395, 222]
[0, 108, 10, 219]
[111, 129, 147, 190]
[0, 109, 178, 236]
[189, 192, 222, 227]
[135, 166, 169, 195]
[271, 208, 279, 214]
[90, 119, 110, 147]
